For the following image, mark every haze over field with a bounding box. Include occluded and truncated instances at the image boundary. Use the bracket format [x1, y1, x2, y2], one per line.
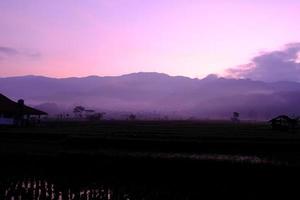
[1, 72, 300, 119]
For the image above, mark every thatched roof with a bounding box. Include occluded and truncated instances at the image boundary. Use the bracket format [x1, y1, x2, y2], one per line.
[270, 115, 292, 121]
[0, 93, 47, 115]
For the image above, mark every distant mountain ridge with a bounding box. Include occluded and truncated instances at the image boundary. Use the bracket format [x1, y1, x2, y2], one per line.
[1, 72, 300, 119]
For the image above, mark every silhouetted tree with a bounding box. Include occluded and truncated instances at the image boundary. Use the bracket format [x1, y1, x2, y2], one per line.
[84, 109, 95, 118]
[88, 112, 106, 121]
[129, 114, 136, 121]
[231, 112, 240, 123]
[73, 106, 85, 118]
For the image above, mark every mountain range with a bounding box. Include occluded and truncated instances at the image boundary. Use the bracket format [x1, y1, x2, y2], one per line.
[1, 72, 300, 120]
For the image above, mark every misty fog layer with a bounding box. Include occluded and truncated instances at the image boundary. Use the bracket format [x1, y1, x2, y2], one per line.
[1, 72, 300, 120]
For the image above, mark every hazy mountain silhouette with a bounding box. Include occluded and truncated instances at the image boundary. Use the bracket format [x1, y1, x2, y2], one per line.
[1, 72, 300, 119]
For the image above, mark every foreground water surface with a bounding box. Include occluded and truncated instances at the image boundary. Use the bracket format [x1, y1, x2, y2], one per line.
[0, 153, 296, 200]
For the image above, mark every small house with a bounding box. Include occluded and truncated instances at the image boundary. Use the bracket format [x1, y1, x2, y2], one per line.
[269, 115, 298, 131]
[0, 93, 47, 125]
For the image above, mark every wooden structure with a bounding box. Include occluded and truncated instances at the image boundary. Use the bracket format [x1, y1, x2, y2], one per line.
[0, 93, 47, 125]
[269, 115, 298, 131]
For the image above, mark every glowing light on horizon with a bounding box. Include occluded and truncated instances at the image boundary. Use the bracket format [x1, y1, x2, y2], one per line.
[1, 1, 300, 78]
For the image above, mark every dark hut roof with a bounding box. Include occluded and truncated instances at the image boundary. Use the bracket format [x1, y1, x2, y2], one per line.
[269, 115, 293, 122]
[273, 115, 291, 120]
[0, 93, 47, 115]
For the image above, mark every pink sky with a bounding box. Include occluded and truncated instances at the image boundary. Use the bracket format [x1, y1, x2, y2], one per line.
[1, 0, 300, 78]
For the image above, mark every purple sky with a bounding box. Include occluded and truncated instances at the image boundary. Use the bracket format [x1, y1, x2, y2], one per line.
[1, 0, 300, 79]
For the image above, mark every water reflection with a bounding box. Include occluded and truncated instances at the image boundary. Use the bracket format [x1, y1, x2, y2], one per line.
[107, 151, 285, 165]
[2, 178, 115, 200]
[0, 153, 286, 200]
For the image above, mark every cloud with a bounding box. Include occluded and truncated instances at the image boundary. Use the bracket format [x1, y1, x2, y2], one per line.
[0, 46, 19, 56]
[226, 43, 300, 82]
[26, 52, 42, 59]
[0, 46, 41, 60]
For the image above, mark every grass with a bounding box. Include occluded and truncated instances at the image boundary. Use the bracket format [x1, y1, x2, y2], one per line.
[0, 119, 297, 138]
[0, 120, 299, 165]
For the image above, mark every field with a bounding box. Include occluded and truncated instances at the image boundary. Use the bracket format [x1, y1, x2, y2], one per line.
[0, 120, 300, 164]
[1, 120, 300, 199]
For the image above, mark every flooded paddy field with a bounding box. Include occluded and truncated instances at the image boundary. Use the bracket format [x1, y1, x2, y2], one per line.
[1, 120, 300, 199]
[0, 154, 299, 200]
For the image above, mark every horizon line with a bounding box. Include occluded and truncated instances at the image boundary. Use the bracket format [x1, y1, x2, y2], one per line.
[0, 71, 219, 80]
[1, 72, 298, 83]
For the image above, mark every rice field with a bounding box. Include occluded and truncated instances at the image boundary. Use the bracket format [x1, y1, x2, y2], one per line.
[0, 120, 300, 199]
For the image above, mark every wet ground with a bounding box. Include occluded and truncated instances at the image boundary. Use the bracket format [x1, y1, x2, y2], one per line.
[0, 154, 299, 200]
[1, 121, 300, 199]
